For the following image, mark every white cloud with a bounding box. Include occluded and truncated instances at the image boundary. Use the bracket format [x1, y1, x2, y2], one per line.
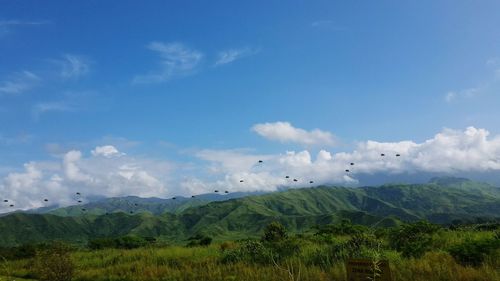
[215, 47, 258, 66]
[445, 91, 456, 103]
[32, 101, 75, 119]
[252, 121, 337, 146]
[2, 127, 500, 212]
[445, 88, 478, 103]
[133, 42, 203, 84]
[0, 20, 49, 37]
[0, 20, 49, 26]
[187, 126, 500, 194]
[0, 71, 40, 95]
[0, 146, 172, 212]
[91, 145, 124, 158]
[57, 54, 91, 79]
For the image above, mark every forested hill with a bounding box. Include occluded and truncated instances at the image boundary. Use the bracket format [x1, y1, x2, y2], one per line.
[0, 178, 498, 246]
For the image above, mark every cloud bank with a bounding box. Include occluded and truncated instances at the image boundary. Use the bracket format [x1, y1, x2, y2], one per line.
[1, 127, 500, 212]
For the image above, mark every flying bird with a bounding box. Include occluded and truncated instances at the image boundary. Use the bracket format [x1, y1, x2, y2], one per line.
[381, 153, 385, 157]
[77, 200, 82, 203]
[240, 180, 244, 183]
[309, 181, 314, 184]
[44, 199, 48, 202]
[214, 190, 219, 193]
[9, 204, 14, 207]
[350, 163, 355, 166]
[293, 179, 298, 182]
[225, 191, 229, 194]
[3, 200, 8, 202]
[191, 195, 196, 198]
[258, 160, 263, 163]
[396, 154, 401, 157]
[172, 197, 177, 200]
[345, 169, 350, 172]
[285, 176, 290, 179]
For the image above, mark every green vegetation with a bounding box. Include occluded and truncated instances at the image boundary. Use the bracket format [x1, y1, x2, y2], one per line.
[1, 178, 499, 247]
[0, 220, 498, 281]
[0, 178, 499, 280]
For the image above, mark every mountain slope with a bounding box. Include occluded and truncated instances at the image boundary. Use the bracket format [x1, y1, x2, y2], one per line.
[44, 192, 264, 216]
[0, 178, 498, 246]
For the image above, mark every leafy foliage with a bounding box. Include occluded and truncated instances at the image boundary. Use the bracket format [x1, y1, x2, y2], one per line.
[389, 220, 440, 258]
[186, 234, 213, 247]
[33, 242, 74, 281]
[448, 237, 500, 266]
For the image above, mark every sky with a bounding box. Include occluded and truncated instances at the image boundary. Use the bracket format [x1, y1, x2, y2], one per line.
[1, 1, 500, 212]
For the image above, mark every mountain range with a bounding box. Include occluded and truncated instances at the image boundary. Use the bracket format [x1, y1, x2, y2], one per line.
[0, 177, 498, 247]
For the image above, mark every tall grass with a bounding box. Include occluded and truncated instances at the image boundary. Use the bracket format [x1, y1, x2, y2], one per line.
[0, 225, 498, 281]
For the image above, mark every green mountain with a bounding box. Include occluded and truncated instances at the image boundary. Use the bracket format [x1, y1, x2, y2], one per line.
[0, 178, 498, 247]
[33, 192, 264, 216]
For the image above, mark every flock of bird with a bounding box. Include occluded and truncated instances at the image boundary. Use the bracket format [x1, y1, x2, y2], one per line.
[1, 153, 401, 212]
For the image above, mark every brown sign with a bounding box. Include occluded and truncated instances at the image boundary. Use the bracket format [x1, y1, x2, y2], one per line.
[346, 258, 392, 281]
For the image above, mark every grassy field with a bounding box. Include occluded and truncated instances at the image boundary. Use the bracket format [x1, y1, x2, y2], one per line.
[0, 221, 498, 281]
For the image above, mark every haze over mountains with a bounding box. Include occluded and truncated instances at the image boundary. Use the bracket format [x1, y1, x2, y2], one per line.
[0, 177, 498, 247]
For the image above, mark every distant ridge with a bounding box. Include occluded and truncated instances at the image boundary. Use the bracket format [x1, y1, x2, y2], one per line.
[0, 177, 498, 246]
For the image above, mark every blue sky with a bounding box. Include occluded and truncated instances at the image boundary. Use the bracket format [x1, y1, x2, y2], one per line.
[1, 1, 500, 210]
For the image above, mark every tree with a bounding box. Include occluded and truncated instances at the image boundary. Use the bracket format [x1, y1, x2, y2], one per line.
[262, 221, 288, 242]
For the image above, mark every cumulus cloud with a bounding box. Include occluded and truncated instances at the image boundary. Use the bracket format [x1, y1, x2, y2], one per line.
[2, 127, 500, 213]
[133, 42, 203, 84]
[252, 121, 337, 146]
[185, 126, 500, 193]
[215, 47, 258, 66]
[91, 145, 124, 158]
[0, 146, 171, 212]
[0, 71, 40, 95]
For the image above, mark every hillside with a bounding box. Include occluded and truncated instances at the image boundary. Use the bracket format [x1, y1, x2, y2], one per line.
[0, 178, 498, 246]
[34, 191, 265, 216]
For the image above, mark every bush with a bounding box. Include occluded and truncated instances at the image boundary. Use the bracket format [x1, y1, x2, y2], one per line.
[219, 241, 237, 252]
[221, 240, 272, 265]
[0, 244, 37, 260]
[389, 221, 440, 258]
[265, 237, 302, 262]
[33, 241, 74, 281]
[448, 237, 500, 267]
[88, 236, 147, 250]
[186, 234, 213, 247]
[262, 221, 288, 242]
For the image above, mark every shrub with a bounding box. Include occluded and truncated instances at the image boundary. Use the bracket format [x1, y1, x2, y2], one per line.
[389, 220, 440, 258]
[219, 241, 237, 252]
[448, 237, 500, 267]
[0, 244, 37, 260]
[33, 241, 74, 281]
[266, 237, 301, 262]
[186, 234, 213, 247]
[262, 221, 288, 242]
[221, 240, 272, 265]
[88, 236, 147, 250]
